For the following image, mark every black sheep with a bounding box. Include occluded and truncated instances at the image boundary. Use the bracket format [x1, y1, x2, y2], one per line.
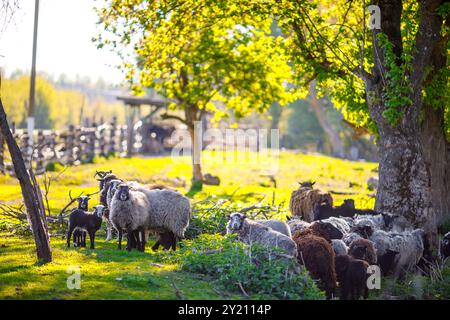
[314, 199, 378, 220]
[67, 205, 105, 249]
[335, 254, 369, 300]
[73, 196, 91, 247]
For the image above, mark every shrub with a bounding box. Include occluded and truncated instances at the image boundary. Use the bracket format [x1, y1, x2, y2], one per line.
[180, 234, 324, 299]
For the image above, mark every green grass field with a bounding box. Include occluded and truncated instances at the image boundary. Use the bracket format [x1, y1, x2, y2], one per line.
[1, 151, 447, 300]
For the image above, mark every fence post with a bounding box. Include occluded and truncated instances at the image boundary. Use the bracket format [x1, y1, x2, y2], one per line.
[74, 126, 82, 164]
[98, 124, 106, 157]
[35, 130, 45, 173]
[20, 130, 31, 169]
[66, 125, 75, 165]
[109, 116, 117, 155]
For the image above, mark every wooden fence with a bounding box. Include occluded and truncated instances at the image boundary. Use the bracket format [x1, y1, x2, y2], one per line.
[0, 117, 145, 175]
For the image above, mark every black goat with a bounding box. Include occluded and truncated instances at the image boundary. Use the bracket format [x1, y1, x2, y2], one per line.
[67, 205, 105, 249]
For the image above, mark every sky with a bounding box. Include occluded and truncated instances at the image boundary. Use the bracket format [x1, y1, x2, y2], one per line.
[0, 0, 124, 85]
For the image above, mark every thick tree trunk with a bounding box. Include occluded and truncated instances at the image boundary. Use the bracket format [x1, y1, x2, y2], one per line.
[421, 105, 450, 227]
[0, 98, 52, 262]
[364, 0, 446, 246]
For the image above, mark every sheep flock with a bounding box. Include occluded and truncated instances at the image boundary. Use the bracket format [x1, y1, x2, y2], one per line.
[65, 175, 446, 300]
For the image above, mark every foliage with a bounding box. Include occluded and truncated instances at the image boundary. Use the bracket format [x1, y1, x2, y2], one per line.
[95, 1, 296, 120]
[180, 234, 324, 299]
[1, 75, 127, 129]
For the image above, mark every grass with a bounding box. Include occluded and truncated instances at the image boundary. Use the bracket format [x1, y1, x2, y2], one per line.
[0, 150, 381, 300]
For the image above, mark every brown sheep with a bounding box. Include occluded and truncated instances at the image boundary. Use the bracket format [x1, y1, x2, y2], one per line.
[293, 230, 337, 299]
[289, 181, 333, 222]
[348, 238, 377, 265]
[335, 254, 369, 300]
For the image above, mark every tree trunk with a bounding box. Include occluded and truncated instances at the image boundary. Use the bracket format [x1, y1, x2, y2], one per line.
[0, 98, 52, 262]
[186, 107, 203, 184]
[364, 0, 446, 246]
[309, 82, 345, 158]
[421, 104, 450, 227]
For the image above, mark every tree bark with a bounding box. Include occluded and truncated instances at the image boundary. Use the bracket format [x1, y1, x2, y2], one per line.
[0, 97, 52, 262]
[185, 106, 203, 184]
[365, 0, 446, 243]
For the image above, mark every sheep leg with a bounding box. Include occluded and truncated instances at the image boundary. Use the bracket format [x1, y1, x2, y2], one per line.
[105, 222, 112, 241]
[126, 229, 135, 252]
[137, 229, 145, 252]
[151, 238, 161, 251]
[67, 226, 76, 248]
[89, 231, 95, 249]
[73, 230, 78, 247]
[118, 229, 123, 250]
[82, 232, 87, 248]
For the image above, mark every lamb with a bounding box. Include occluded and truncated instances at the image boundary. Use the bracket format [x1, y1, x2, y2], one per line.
[440, 231, 450, 261]
[73, 196, 91, 247]
[109, 184, 150, 251]
[67, 205, 105, 249]
[332, 239, 348, 256]
[292, 230, 337, 299]
[348, 238, 377, 265]
[289, 181, 333, 222]
[256, 219, 291, 237]
[369, 229, 426, 276]
[335, 254, 369, 300]
[226, 213, 297, 257]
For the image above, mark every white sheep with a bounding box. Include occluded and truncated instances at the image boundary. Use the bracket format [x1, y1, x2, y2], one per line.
[256, 219, 291, 237]
[370, 229, 426, 276]
[109, 183, 150, 251]
[227, 213, 297, 257]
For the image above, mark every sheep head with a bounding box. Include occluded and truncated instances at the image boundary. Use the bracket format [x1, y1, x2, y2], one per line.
[116, 184, 131, 201]
[93, 205, 105, 219]
[227, 212, 246, 231]
[77, 196, 90, 211]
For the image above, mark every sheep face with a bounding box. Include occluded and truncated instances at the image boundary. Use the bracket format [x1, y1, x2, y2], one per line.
[227, 213, 246, 231]
[77, 196, 90, 210]
[116, 184, 131, 201]
[93, 205, 105, 219]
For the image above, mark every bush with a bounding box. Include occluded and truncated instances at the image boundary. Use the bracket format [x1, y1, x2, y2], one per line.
[180, 234, 324, 300]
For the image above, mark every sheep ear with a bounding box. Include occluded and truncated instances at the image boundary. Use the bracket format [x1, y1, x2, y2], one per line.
[226, 214, 231, 220]
[242, 214, 247, 220]
[311, 181, 316, 186]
